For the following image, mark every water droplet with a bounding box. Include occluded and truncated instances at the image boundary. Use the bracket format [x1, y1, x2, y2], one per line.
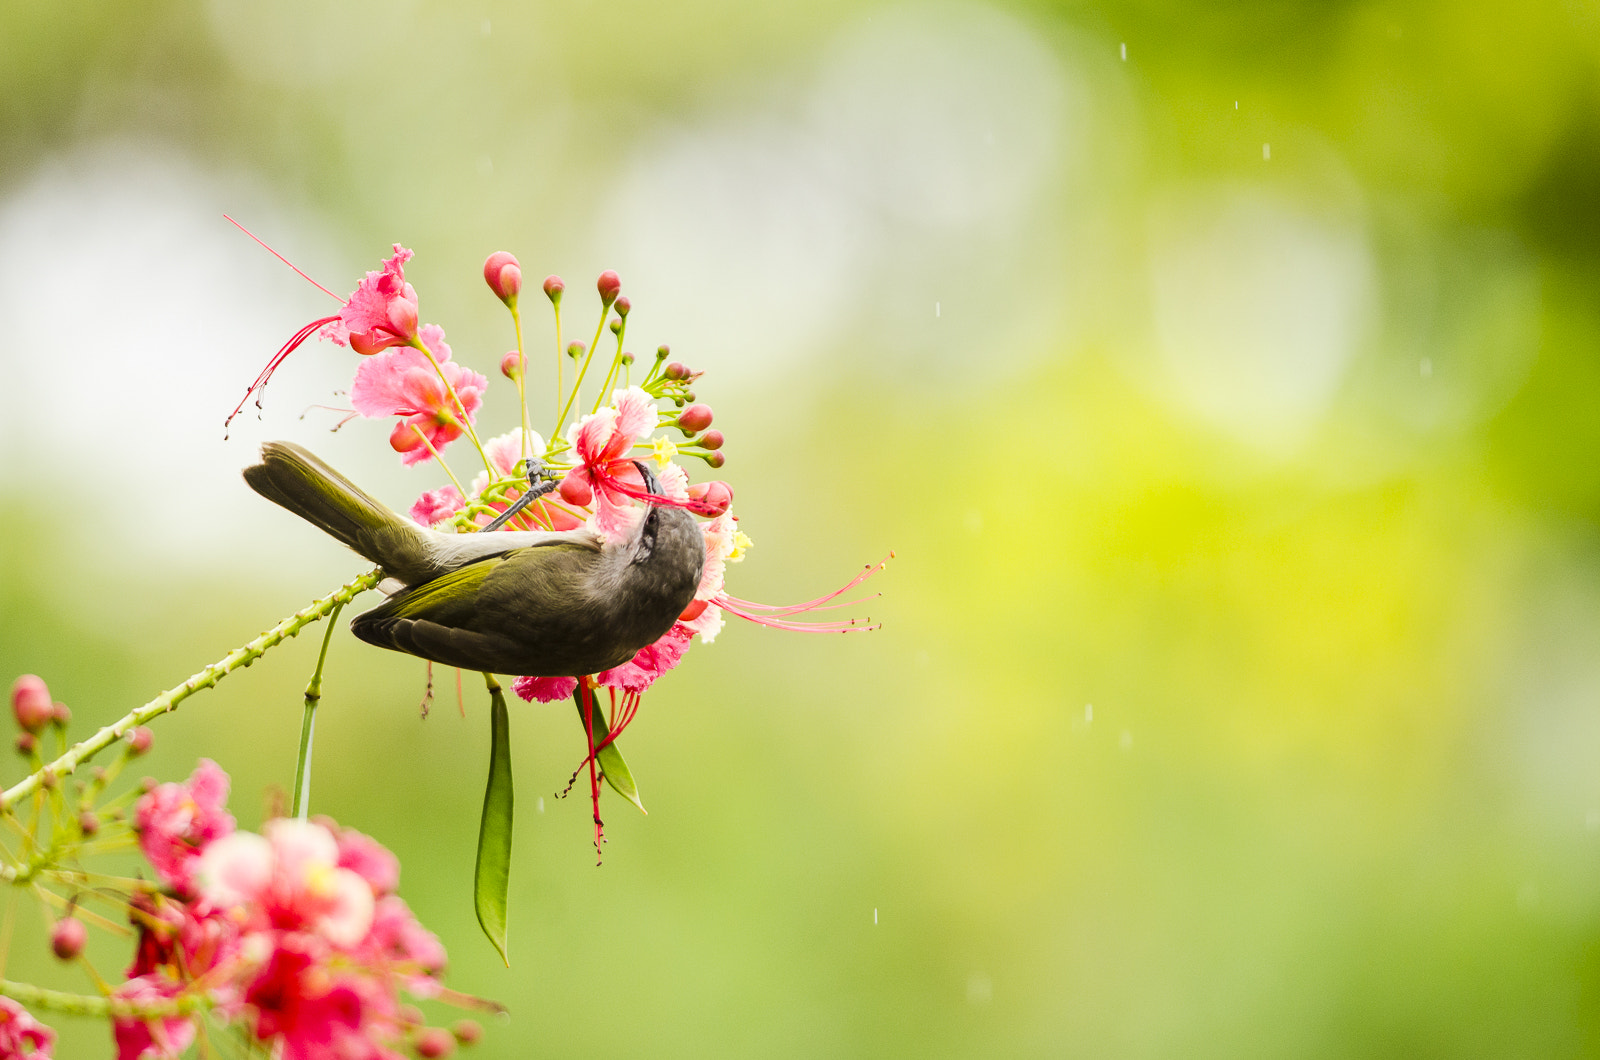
[1263, 143, 1271, 161]
[1120, 729, 1132, 750]
[537, 796, 545, 814]
[1085, 703, 1093, 723]
[1419, 357, 1432, 378]
[1120, 42, 1127, 61]
[873, 907, 879, 925]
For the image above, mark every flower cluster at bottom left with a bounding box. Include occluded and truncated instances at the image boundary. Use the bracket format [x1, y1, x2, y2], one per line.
[0, 675, 482, 1060]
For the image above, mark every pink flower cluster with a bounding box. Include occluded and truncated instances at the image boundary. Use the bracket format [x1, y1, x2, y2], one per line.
[123, 762, 454, 1060]
[0, 997, 53, 1059]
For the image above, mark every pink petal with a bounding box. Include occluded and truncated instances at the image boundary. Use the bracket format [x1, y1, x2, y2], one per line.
[512, 675, 579, 703]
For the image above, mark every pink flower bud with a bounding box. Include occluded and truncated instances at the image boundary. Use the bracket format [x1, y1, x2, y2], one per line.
[698, 429, 724, 451]
[687, 480, 733, 516]
[10, 675, 52, 733]
[677, 404, 713, 433]
[500, 350, 524, 381]
[417, 1028, 457, 1058]
[614, 295, 631, 317]
[597, 270, 621, 306]
[349, 330, 387, 356]
[559, 472, 593, 507]
[51, 702, 69, 727]
[127, 727, 153, 755]
[706, 451, 726, 469]
[566, 342, 585, 360]
[483, 252, 522, 304]
[655, 345, 670, 361]
[543, 275, 565, 302]
[390, 422, 426, 454]
[453, 1020, 483, 1045]
[664, 361, 688, 380]
[78, 812, 99, 836]
[386, 296, 420, 341]
[50, 917, 85, 961]
[621, 351, 635, 366]
[14, 733, 34, 756]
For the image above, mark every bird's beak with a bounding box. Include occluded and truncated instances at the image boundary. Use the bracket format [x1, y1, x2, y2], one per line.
[632, 460, 664, 498]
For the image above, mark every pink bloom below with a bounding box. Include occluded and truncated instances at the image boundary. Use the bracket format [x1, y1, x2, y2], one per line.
[111, 976, 196, 1060]
[596, 624, 693, 694]
[512, 675, 579, 703]
[410, 485, 465, 527]
[244, 939, 381, 1060]
[0, 996, 53, 1059]
[333, 244, 419, 353]
[135, 759, 235, 898]
[350, 326, 486, 466]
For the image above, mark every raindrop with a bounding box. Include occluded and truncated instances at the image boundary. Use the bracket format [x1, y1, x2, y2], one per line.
[1263, 143, 1271, 161]
[1120, 42, 1127, 61]
[1085, 703, 1093, 723]
[1119, 729, 1132, 750]
[1419, 357, 1432, 378]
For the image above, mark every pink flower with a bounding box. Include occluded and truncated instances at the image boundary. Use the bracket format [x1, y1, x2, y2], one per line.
[197, 820, 375, 948]
[135, 760, 235, 898]
[333, 826, 401, 897]
[111, 976, 195, 1060]
[350, 326, 487, 466]
[0, 996, 53, 1059]
[595, 624, 693, 694]
[561, 387, 660, 541]
[410, 485, 465, 527]
[243, 938, 374, 1060]
[360, 896, 448, 991]
[511, 675, 579, 703]
[333, 245, 419, 354]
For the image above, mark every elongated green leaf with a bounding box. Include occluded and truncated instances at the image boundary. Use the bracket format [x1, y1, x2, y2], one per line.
[475, 676, 514, 965]
[573, 688, 646, 814]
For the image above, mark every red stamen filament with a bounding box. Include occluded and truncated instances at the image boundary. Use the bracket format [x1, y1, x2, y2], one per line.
[225, 315, 339, 435]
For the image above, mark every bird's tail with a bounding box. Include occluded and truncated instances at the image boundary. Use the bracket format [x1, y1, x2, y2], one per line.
[244, 441, 434, 583]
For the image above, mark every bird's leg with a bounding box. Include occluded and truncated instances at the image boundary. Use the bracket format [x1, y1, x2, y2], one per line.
[480, 458, 561, 533]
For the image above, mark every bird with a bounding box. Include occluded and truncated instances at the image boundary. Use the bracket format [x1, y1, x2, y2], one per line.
[243, 441, 704, 677]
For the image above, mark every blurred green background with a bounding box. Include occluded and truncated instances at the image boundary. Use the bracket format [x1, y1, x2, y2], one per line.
[5, 0, 1600, 1055]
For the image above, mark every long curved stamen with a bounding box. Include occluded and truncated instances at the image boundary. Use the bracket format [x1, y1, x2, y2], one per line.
[225, 316, 339, 436]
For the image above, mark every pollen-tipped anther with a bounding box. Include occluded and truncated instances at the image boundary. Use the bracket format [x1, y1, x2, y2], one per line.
[483, 251, 522, 305]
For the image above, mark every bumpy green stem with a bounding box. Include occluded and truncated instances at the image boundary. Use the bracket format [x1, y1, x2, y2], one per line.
[0, 571, 381, 813]
[0, 977, 198, 1018]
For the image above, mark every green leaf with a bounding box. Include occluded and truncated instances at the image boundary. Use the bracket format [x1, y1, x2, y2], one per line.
[573, 688, 646, 814]
[475, 676, 514, 966]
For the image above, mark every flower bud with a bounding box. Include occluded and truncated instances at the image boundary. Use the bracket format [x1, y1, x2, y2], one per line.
[677, 404, 713, 433]
[127, 727, 153, 756]
[566, 342, 585, 361]
[483, 252, 522, 305]
[500, 351, 524, 381]
[609, 319, 622, 335]
[349, 330, 389, 356]
[558, 472, 593, 507]
[78, 812, 99, 836]
[14, 733, 34, 756]
[597, 270, 621, 306]
[453, 1020, 483, 1045]
[51, 917, 86, 961]
[52, 702, 70, 728]
[614, 295, 631, 317]
[655, 345, 670, 361]
[698, 429, 724, 451]
[417, 1028, 457, 1058]
[706, 451, 726, 469]
[687, 480, 733, 517]
[11, 675, 53, 733]
[543, 275, 565, 303]
[620, 351, 635, 366]
[390, 422, 426, 455]
[664, 361, 688, 381]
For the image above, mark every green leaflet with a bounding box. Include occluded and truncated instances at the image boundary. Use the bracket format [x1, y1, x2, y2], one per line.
[574, 687, 646, 814]
[475, 675, 514, 966]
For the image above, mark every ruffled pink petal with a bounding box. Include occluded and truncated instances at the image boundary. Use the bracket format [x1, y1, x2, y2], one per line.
[410, 485, 465, 527]
[611, 386, 657, 442]
[512, 675, 579, 703]
[351, 347, 431, 418]
[339, 246, 413, 335]
[596, 624, 692, 693]
[568, 408, 619, 465]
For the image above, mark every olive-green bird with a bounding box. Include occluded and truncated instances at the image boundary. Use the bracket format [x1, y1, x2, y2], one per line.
[244, 441, 704, 677]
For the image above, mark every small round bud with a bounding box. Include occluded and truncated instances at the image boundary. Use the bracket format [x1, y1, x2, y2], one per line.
[664, 361, 688, 381]
[566, 342, 585, 361]
[483, 252, 522, 305]
[698, 429, 724, 451]
[614, 296, 631, 317]
[597, 270, 621, 306]
[51, 917, 86, 961]
[452, 1020, 483, 1045]
[40, 770, 57, 790]
[500, 351, 524, 381]
[683, 390, 696, 402]
[706, 451, 726, 469]
[687, 480, 733, 517]
[417, 1028, 457, 1058]
[14, 733, 35, 756]
[655, 345, 670, 361]
[390, 422, 427, 455]
[127, 727, 153, 756]
[609, 319, 622, 335]
[620, 351, 635, 366]
[348, 330, 387, 356]
[11, 675, 53, 733]
[52, 702, 70, 728]
[543, 275, 565, 303]
[677, 404, 713, 433]
[559, 472, 593, 507]
[78, 812, 99, 836]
